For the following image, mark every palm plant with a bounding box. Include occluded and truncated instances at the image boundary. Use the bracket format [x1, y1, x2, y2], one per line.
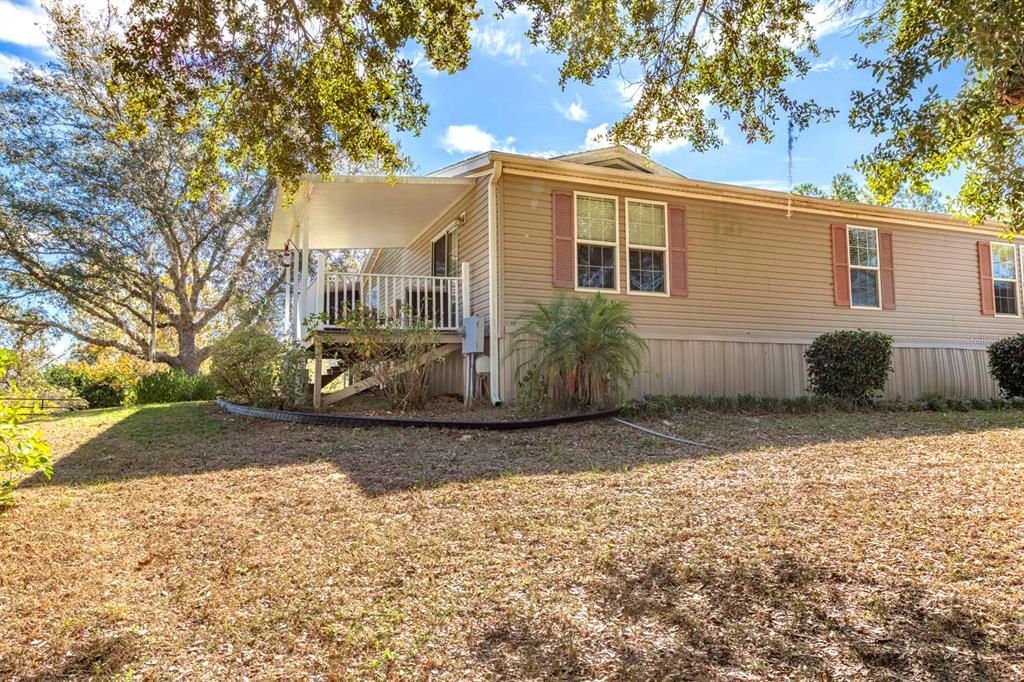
[511, 294, 647, 411]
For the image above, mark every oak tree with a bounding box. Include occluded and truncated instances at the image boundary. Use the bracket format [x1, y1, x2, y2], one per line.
[0, 10, 282, 374]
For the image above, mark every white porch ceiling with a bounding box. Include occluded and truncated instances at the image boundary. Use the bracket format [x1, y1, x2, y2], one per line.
[268, 175, 476, 250]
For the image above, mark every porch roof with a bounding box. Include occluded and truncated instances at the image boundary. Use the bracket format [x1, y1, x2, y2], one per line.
[268, 175, 476, 250]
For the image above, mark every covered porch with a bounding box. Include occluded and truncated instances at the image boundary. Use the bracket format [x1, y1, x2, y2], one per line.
[268, 174, 484, 407]
[269, 175, 478, 340]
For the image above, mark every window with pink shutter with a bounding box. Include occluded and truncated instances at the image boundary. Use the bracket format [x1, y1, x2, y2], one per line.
[986, 241, 1020, 316]
[573, 192, 619, 292]
[551, 191, 574, 288]
[879, 230, 896, 310]
[847, 226, 881, 308]
[667, 205, 688, 296]
[833, 224, 895, 309]
[626, 199, 669, 295]
[831, 224, 851, 307]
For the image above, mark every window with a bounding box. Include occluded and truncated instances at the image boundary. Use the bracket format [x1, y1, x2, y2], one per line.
[991, 242, 1019, 316]
[575, 193, 618, 290]
[431, 227, 458, 277]
[626, 199, 668, 294]
[847, 226, 880, 308]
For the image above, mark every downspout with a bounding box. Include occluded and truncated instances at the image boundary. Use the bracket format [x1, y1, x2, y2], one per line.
[487, 160, 503, 405]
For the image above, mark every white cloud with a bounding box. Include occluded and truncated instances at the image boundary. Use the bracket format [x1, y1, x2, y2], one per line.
[472, 24, 525, 64]
[0, 52, 27, 82]
[584, 120, 690, 156]
[0, 0, 131, 53]
[519, 149, 564, 159]
[650, 136, 689, 155]
[809, 55, 851, 72]
[730, 179, 792, 192]
[583, 122, 609, 150]
[0, 0, 48, 49]
[806, 0, 869, 41]
[616, 78, 643, 106]
[441, 124, 515, 154]
[555, 95, 588, 122]
[409, 50, 440, 77]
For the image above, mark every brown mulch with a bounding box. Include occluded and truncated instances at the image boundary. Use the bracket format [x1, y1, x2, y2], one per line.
[2, 402, 1023, 680]
[323, 389, 519, 421]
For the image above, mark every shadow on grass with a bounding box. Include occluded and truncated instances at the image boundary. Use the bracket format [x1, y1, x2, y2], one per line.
[29, 401, 1024, 496]
[16, 632, 141, 681]
[474, 553, 1016, 679]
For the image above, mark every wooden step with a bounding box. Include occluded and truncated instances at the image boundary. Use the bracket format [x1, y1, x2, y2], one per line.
[319, 344, 460, 407]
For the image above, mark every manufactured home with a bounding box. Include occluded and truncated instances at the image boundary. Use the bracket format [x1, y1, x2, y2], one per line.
[268, 147, 1020, 406]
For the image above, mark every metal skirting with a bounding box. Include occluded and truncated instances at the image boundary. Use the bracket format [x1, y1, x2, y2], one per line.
[215, 398, 619, 430]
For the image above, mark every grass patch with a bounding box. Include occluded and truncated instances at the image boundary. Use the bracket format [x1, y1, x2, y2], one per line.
[2, 402, 1023, 679]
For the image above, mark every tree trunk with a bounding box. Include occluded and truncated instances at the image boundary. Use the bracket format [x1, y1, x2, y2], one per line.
[175, 328, 203, 375]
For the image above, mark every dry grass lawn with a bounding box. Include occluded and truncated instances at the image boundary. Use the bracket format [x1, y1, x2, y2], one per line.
[2, 402, 1024, 680]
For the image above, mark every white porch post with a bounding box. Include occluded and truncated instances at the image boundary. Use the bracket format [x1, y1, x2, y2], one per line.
[291, 242, 301, 341]
[461, 261, 471, 318]
[283, 251, 292, 337]
[315, 252, 327, 321]
[299, 215, 310, 339]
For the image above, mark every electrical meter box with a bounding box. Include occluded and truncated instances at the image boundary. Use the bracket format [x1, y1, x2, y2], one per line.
[462, 316, 484, 354]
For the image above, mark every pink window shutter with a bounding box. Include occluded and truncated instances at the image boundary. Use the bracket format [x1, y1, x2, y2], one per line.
[551, 191, 574, 288]
[668, 205, 688, 296]
[978, 241, 995, 316]
[831, 224, 851, 307]
[879, 230, 896, 310]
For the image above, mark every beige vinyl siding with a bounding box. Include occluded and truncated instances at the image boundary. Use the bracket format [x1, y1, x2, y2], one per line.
[498, 174, 1015, 400]
[367, 177, 490, 324]
[365, 177, 490, 398]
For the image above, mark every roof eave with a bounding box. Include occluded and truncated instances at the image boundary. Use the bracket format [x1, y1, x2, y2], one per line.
[489, 151, 1004, 234]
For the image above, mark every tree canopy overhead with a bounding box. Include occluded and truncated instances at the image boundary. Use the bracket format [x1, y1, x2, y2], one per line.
[850, 0, 1024, 229]
[107, 0, 1024, 230]
[110, 0, 482, 190]
[793, 172, 945, 213]
[0, 9, 281, 374]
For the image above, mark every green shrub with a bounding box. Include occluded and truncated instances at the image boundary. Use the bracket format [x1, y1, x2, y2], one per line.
[210, 327, 282, 406]
[988, 333, 1024, 398]
[804, 330, 894, 402]
[44, 358, 140, 408]
[511, 294, 647, 412]
[136, 369, 217, 404]
[1, 349, 51, 505]
[278, 342, 311, 410]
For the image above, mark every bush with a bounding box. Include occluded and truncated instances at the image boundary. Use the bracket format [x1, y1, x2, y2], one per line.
[278, 342, 311, 410]
[326, 306, 440, 411]
[988, 333, 1024, 398]
[136, 369, 217, 404]
[1, 349, 51, 505]
[511, 293, 647, 412]
[805, 330, 894, 402]
[210, 326, 282, 406]
[44, 358, 140, 408]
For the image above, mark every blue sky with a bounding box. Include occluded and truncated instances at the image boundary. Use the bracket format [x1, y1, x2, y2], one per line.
[394, 3, 966, 198]
[0, 0, 964, 198]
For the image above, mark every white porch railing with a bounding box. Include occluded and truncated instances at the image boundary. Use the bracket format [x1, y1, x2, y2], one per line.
[311, 265, 469, 333]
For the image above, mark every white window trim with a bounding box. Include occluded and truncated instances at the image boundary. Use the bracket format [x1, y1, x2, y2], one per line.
[847, 224, 882, 310]
[990, 241, 1022, 319]
[625, 198, 670, 297]
[573, 190, 620, 294]
[430, 222, 459, 277]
